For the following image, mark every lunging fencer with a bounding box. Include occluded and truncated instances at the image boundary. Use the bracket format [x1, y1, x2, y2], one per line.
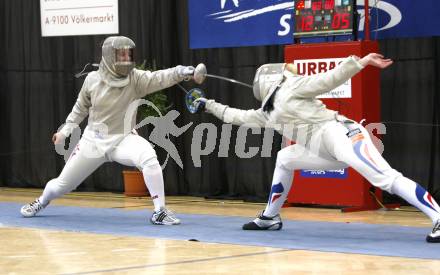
[193, 53, 440, 242]
[21, 36, 202, 225]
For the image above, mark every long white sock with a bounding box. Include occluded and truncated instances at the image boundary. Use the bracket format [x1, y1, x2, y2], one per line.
[142, 162, 165, 212]
[263, 165, 294, 217]
[391, 176, 440, 224]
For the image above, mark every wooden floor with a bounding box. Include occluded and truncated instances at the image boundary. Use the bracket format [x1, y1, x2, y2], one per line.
[1, 188, 439, 275]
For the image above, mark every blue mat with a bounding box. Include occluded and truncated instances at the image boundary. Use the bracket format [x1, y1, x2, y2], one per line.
[1, 202, 437, 259]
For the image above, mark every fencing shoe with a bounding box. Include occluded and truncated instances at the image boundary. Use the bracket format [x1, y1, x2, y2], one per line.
[21, 199, 48, 217]
[426, 219, 440, 243]
[150, 207, 181, 225]
[242, 212, 283, 230]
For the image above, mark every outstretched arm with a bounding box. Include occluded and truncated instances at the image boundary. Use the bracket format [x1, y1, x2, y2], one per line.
[292, 53, 392, 98]
[132, 66, 191, 98]
[133, 64, 205, 98]
[201, 99, 268, 127]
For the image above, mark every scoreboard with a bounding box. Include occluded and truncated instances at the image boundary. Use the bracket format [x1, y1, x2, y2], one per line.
[294, 0, 355, 38]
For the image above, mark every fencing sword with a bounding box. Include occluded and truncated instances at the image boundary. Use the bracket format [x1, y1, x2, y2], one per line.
[179, 63, 252, 113]
[193, 63, 253, 89]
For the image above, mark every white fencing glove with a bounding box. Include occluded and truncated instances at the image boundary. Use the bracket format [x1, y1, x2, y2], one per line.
[176, 65, 195, 81]
[193, 97, 207, 113]
[175, 63, 207, 84]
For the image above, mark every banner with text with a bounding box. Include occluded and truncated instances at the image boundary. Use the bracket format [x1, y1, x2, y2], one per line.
[188, 0, 440, 49]
[188, 0, 295, 48]
[40, 0, 118, 37]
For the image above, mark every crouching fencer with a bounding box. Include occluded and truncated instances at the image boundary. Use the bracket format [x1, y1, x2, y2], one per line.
[194, 53, 440, 242]
[21, 36, 203, 225]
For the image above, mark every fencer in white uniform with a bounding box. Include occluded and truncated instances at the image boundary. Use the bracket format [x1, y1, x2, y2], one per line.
[195, 53, 440, 242]
[21, 36, 200, 225]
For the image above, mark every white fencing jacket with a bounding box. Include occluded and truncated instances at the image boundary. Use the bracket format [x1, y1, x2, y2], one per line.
[205, 56, 364, 138]
[59, 66, 182, 154]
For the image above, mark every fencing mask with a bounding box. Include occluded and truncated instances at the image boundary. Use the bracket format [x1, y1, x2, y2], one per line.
[252, 63, 286, 101]
[101, 36, 136, 77]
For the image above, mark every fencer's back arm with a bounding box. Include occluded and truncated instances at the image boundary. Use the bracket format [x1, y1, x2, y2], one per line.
[59, 76, 92, 137]
[205, 100, 267, 127]
[291, 56, 364, 98]
[133, 67, 184, 98]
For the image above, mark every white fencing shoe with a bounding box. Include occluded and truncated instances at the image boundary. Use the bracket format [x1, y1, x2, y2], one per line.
[150, 207, 181, 225]
[242, 211, 283, 230]
[20, 199, 48, 217]
[426, 219, 440, 243]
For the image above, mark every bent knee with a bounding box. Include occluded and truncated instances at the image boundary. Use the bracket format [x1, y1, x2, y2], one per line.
[139, 156, 160, 170]
[275, 150, 295, 171]
[369, 170, 402, 193]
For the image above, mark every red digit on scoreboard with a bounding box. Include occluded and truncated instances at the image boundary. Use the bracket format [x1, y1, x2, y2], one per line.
[312, 1, 322, 11]
[301, 15, 313, 31]
[324, 0, 334, 9]
[341, 13, 349, 29]
[332, 13, 341, 29]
